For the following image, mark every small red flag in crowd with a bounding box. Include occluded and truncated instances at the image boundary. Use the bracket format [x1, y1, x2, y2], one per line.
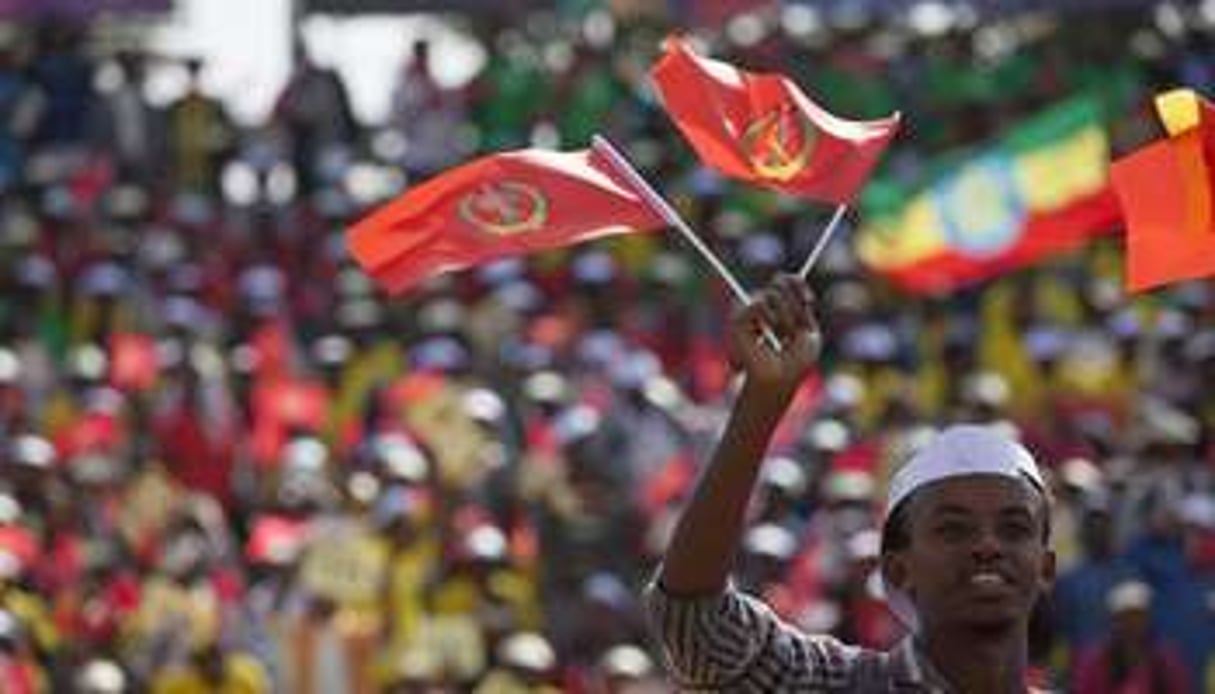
[108, 332, 159, 392]
[347, 148, 665, 294]
[650, 37, 900, 205]
[1111, 88, 1215, 292]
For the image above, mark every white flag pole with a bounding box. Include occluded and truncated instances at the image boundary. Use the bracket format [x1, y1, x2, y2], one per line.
[592, 135, 751, 305]
[591, 134, 782, 351]
[797, 203, 847, 279]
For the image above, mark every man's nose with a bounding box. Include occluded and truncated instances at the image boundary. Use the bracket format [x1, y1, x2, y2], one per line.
[971, 525, 1004, 560]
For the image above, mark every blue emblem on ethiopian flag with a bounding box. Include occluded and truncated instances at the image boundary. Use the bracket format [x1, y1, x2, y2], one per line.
[935, 154, 1025, 258]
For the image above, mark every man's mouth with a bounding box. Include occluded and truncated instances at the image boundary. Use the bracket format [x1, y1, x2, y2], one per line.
[967, 571, 1010, 589]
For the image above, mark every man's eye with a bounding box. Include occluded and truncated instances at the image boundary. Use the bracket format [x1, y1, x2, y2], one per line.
[999, 521, 1034, 542]
[934, 521, 973, 542]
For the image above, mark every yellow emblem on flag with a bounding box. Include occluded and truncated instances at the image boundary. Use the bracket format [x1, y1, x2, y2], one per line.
[458, 181, 549, 236]
[742, 104, 818, 182]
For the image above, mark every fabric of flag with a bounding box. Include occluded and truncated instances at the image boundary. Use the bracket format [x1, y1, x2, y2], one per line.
[649, 37, 900, 205]
[855, 95, 1119, 293]
[109, 332, 159, 392]
[347, 149, 665, 295]
[1111, 88, 1215, 292]
[250, 378, 329, 467]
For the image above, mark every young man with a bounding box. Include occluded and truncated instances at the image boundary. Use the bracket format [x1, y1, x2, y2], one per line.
[646, 274, 1057, 692]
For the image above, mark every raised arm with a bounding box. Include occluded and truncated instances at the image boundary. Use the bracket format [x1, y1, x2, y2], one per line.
[658, 273, 820, 595]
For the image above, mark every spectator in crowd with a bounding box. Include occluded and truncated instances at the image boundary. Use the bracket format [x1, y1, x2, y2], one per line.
[27, 21, 92, 147]
[1071, 580, 1191, 694]
[95, 50, 159, 186]
[274, 38, 358, 196]
[1052, 490, 1138, 671]
[165, 58, 235, 196]
[388, 38, 469, 179]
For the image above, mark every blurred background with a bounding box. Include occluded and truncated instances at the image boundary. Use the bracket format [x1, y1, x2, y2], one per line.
[0, 0, 1213, 691]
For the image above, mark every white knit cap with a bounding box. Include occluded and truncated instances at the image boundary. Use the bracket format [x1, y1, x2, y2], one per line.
[880, 424, 1046, 632]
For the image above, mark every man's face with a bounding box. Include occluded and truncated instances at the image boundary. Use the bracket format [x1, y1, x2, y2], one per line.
[883, 475, 1055, 634]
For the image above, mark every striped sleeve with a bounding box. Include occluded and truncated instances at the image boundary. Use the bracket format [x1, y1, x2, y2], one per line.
[643, 577, 861, 690]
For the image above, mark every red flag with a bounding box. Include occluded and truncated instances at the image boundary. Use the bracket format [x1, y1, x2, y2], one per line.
[1111, 88, 1215, 292]
[108, 332, 159, 392]
[650, 37, 899, 204]
[250, 378, 329, 467]
[347, 149, 665, 294]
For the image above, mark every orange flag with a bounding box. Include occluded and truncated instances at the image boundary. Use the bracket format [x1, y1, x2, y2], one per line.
[1112, 88, 1215, 292]
[347, 149, 665, 294]
[650, 37, 900, 204]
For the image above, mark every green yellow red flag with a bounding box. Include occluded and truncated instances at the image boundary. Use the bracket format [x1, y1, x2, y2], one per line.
[856, 95, 1119, 293]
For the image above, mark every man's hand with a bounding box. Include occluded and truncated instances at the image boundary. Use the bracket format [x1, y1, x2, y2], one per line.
[727, 273, 821, 398]
[657, 274, 821, 596]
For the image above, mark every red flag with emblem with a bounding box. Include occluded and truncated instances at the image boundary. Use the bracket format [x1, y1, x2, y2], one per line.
[347, 149, 665, 294]
[650, 37, 899, 204]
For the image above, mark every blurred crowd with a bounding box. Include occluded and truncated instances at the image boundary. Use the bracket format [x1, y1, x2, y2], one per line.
[0, 3, 1213, 692]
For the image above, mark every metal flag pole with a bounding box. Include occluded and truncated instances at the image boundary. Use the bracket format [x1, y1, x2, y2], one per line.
[591, 134, 782, 350]
[797, 203, 847, 279]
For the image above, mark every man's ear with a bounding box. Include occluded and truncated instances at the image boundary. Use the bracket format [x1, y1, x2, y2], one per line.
[1038, 547, 1057, 591]
[880, 551, 908, 593]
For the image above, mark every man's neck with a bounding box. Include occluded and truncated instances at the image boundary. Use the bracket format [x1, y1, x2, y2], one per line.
[920, 625, 1028, 694]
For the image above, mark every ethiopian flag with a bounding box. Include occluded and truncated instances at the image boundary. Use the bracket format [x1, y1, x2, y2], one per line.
[856, 96, 1120, 293]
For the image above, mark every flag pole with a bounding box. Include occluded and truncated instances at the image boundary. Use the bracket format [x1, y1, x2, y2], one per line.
[797, 204, 847, 279]
[591, 135, 782, 350]
[592, 135, 751, 305]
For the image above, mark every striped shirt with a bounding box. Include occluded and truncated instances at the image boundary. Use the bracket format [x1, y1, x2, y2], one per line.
[645, 579, 1046, 693]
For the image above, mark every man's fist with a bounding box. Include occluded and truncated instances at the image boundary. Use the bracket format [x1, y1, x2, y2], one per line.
[726, 274, 821, 397]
